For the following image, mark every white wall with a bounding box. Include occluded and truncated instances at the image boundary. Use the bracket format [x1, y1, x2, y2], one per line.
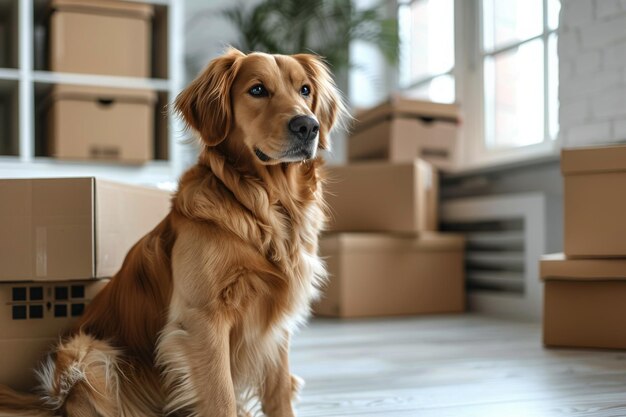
[559, 0, 626, 147]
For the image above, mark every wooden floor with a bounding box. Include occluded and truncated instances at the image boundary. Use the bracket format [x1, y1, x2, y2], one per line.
[290, 315, 626, 417]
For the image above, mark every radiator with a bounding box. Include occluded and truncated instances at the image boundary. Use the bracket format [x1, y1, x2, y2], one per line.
[441, 193, 546, 320]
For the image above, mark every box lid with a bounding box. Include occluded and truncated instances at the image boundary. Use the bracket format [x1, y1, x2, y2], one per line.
[540, 253, 626, 281]
[561, 145, 626, 175]
[49, 84, 157, 105]
[50, 0, 154, 19]
[355, 96, 460, 127]
[321, 232, 465, 252]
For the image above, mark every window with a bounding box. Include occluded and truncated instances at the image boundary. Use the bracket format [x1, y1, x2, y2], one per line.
[398, 0, 455, 104]
[482, 0, 560, 150]
[398, 0, 561, 168]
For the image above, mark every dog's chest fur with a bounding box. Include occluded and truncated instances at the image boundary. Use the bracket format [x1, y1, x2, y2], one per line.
[172, 154, 327, 382]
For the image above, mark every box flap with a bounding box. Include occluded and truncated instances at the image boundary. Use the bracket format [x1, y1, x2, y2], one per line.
[50, 0, 154, 19]
[49, 84, 157, 105]
[540, 253, 626, 281]
[561, 145, 626, 175]
[321, 232, 465, 253]
[355, 96, 460, 128]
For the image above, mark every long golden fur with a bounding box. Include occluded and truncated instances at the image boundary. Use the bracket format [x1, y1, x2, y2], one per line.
[0, 48, 347, 417]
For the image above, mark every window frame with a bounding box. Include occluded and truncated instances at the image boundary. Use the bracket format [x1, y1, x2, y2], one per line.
[458, 0, 561, 170]
[397, 0, 561, 171]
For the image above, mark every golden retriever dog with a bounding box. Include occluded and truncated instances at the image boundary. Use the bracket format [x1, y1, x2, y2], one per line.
[0, 47, 346, 417]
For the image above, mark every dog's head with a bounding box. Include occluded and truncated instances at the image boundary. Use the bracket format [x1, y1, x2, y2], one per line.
[175, 48, 347, 164]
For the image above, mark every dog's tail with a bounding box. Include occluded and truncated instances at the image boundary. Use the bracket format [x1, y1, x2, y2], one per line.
[0, 333, 124, 417]
[0, 385, 52, 417]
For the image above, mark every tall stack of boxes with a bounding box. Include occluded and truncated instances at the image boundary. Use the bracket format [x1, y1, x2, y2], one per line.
[540, 144, 626, 349]
[0, 178, 170, 389]
[43, 0, 157, 164]
[315, 96, 466, 318]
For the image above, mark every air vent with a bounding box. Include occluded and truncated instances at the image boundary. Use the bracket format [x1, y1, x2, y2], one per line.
[443, 219, 525, 294]
[442, 193, 546, 320]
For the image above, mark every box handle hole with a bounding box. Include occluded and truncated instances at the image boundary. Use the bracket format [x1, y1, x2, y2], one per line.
[97, 98, 115, 106]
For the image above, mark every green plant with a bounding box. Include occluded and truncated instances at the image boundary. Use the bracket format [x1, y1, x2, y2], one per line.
[222, 0, 399, 72]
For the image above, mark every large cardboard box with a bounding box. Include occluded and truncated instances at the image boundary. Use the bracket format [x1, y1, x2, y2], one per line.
[541, 254, 626, 349]
[0, 178, 171, 281]
[562, 145, 626, 257]
[50, 0, 153, 77]
[0, 280, 109, 390]
[348, 97, 460, 171]
[47, 85, 156, 163]
[325, 160, 438, 233]
[315, 233, 465, 318]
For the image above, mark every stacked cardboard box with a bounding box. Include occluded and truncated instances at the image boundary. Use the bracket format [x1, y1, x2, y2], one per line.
[315, 97, 465, 318]
[45, 0, 157, 164]
[0, 178, 170, 389]
[347, 96, 460, 170]
[541, 144, 626, 349]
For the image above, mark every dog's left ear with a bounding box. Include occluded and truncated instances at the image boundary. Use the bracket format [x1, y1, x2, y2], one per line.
[175, 48, 245, 146]
[293, 54, 348, 151]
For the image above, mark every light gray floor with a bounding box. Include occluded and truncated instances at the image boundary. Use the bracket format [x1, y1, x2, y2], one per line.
[291, 315, 626, 417]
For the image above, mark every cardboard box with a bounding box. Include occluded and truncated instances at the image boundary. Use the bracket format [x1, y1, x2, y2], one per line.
[0, 280, 109, 390]
[0, 178, 171, 281]
[325, 160, 438, 233]
[47, 85, 156, 163]
[348, 97, 460, 171]
[562, 145, 626, 257]
[315, 233, 465, 318]
[49, 0, 153, 77]
[541, 253, 626, 349]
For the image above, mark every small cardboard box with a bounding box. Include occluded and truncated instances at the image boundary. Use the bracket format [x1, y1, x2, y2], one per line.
[0, 178, 171, 281]
[348, 97, 460, 171]
[47, 85, 156, 163]
[541, 253, 626, 349]
[49, 0, 153, 77]
[0, 280, 109, 390]
[562, 145, 626, 257]
[315, 233, 465, 318]
[325, 160, 438, 233]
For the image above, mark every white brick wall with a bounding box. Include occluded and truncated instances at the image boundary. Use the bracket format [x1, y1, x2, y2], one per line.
[559, 0, 626, 147]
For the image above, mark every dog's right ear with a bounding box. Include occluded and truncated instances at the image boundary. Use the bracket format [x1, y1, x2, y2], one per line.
[175, 48, 245, 146]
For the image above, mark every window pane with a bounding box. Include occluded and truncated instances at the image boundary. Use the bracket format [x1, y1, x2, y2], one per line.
[548, 33, 559, 140]
[548, 0, 561, 31]
[399, 0, 454, 86]
[483, 0, 543, 52]
[404, 75, 455, 104]
[485, 39, 544, 148]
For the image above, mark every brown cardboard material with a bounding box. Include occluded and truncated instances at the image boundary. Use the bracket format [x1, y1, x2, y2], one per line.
[0, 178, 171, 281]
[0, 280, 108, 390]
[325, 160, 438, 233]
[315, 233, 465, 318]
[561, 145, 626, 257]
[49, 0, 153, 77]
[348, 97, 460, 171]
[47, 85, 156, 163]
[541, 253, 626, 349]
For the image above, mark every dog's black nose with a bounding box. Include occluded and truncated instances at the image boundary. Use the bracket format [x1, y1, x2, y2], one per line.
[288, 116, 319, 141]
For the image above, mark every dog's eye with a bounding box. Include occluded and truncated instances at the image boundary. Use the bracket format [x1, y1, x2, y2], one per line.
[249, 84, 268, 97]
[300, 85, 311, 97]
